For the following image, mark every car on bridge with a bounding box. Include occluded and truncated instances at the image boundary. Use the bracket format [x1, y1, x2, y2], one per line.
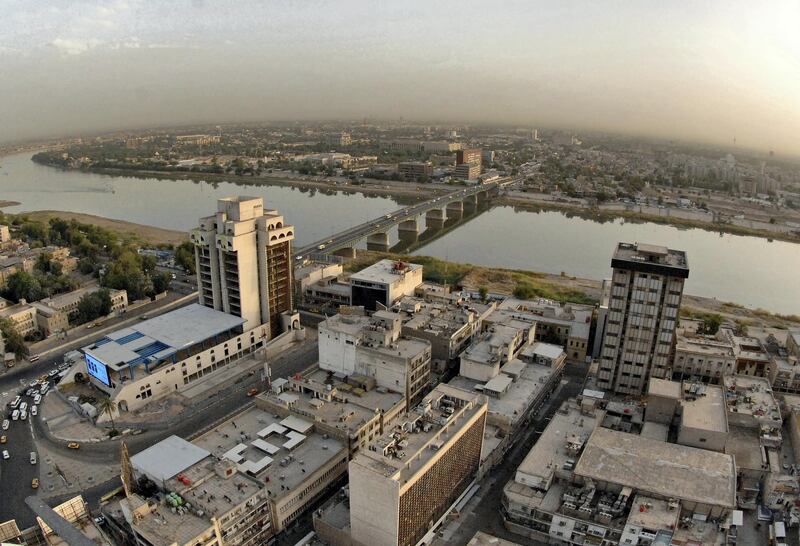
[67, 442, 80, 449]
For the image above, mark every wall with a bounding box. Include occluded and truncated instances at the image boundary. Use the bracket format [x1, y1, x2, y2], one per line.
[318, 324, 358, 376]
[678, 424, 728, 453]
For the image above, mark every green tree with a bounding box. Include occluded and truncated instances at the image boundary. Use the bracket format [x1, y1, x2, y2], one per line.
[76, 289, 113, 324]
[96, 396, 118, 432]
[478, 286, 488, 302]
[699, 314, 723, 335]
[151, 271, 172, 294]
[0, 318, 29, 360]
[174, 241, 196, 274]
[3, 271, 44, 303]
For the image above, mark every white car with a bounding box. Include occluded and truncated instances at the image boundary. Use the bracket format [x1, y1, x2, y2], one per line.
[33, 394, 41, 405]
[20, 410, 27, 421]
[11, 410, 19, 421]
[19, 402, 27, 413]
[2, 450, 9, 460]
[1, 420, 8, 430]
[30, 452, 36, 464]
[31, 405, 37, 416]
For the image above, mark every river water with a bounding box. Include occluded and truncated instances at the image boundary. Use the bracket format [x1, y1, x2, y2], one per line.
[1, 152, 798, 314]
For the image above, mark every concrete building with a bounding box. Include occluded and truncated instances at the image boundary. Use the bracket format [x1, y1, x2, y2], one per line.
[453, 163, 481, 181]
[81, 303, 276, 413]
[397, 161, 433, 181]
[677, 382, 729, 452]
[596, 242, 688, 396]
[459, 322, 532, 383]
[0, 225, 9, 243]
[294, 262, 351, 308]
[348, 384, 487, 546]
[256, 367, 406, 456]
[0, 255, 34, 288]
[123, 406, 348, 545]
[520, 342, 568, 369]
[788, 330, 800, 358]
[34, 286, 128, 332]
[349, 259, 423, 312]
[191, 196, 295, 338]
[0, 298, 38, 338]
[318, 312, 432, 406]
[456, 148, 482, 167]
[722, 375, 782, 447]
[390, 295, 494, 366]
[421, 141, 462, 153]
[496, 298, 593, 362]
[327, 132, 352, 147]
[645, 377, 682, 424]
[672, 332, 736, 383]
[503, 400, 738, 546]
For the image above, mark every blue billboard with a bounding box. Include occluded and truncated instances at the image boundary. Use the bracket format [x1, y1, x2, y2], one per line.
[85, 353, 112, 387]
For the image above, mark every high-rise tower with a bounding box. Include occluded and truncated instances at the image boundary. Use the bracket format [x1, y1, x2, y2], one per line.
[191, 196, 294, 338]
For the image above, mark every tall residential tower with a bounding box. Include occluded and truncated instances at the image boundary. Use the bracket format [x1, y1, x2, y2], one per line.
[191, 196, 295, 337]
[595, 242, 688, 396]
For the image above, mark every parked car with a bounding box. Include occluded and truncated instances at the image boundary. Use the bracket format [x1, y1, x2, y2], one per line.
[20, 410, 27, 421]
[11, 410, 19, 421]
[33, 394, 41, 405]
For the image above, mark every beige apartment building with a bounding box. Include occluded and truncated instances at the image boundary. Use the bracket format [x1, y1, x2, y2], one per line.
[0, 299, 38, 338]
[348, 384, 487, 546]
[596, 242, 688, 396]
[191, 196, 295, 338]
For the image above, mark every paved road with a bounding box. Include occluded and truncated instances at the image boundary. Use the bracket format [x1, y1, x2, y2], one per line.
[0, 322, 318, 527]
[295, 179, 514, 257]
[438, 361, 589, 546]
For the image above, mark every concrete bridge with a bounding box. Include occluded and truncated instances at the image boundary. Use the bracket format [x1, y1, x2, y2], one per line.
[295, 178, 513, 259]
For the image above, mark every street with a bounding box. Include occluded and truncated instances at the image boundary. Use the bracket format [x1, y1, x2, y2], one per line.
[435, 361, 589, 546]
[0, 308, 319, 528]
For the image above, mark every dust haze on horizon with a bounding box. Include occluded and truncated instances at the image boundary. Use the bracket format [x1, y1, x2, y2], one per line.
[1, 0, 799, 155]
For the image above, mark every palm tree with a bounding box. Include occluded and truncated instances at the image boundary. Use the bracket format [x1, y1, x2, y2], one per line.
[97, 397, 118, 432]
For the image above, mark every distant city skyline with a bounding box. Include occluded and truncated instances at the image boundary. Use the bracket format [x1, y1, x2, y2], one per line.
[1, 0, 799, 155]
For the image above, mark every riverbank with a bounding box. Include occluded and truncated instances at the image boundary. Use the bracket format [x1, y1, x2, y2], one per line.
[46, 163, 445, 202]
[0, 200, 21, 208]
[346, 250, 800, 330]
[12, 210, 188, 246]
[496, 195, 800, 244]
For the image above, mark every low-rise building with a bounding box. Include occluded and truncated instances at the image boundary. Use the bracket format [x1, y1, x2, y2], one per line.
[453, 163, 480, 181]
[788, 330, 800, 358]
[519, 342, 567, 369]
[255, 367, 406, 455]
[349, 260, 423, 312]
[0, 298, 38, 338]
[722, 375, 782, 447]
[503, 400, 738, 545]
[678, 382, 729, 452]
[672, 331, 736, 383]
[390, 295, 494, 366]
[318, 312, 432, 406]
[40, 286, 128, 321]
[397, 161, 432, 181]
[123, 406, 348, 545]
[496, 298, 593, 362]
[81, 303, 281, 413]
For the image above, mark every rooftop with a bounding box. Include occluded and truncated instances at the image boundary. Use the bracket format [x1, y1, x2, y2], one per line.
[574, 427, 737, 508]
[676, 334, 735, 358]
[82, 303, 244, 371]
[257, 370, 405, 438]
[611, 242, 689, 277]
[130, 435, 211, 484]
[515, 401, 599, 491]
[496, 297, 593, 340]
[723, 375, 781, 422]
[192, 406, 346, 495]
[450, 361, 556, 426]
[681, 383, 728, 433]
[350, 384, 486, 483]
[350, 259, 422, 285]
[648, 377, 682, 399]
[623, 495, 680, 535]
[467, 531, 523, 546]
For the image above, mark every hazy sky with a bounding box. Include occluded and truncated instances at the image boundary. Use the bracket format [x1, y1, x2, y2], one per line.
[1, 0, 799, 154]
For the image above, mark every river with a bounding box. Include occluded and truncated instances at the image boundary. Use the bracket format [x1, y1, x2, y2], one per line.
[1, 152, 798, 314]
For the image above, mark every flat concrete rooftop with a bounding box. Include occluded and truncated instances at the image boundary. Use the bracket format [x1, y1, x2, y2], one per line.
[574, 427, 736, 508]
[682, 383, 728, 433]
